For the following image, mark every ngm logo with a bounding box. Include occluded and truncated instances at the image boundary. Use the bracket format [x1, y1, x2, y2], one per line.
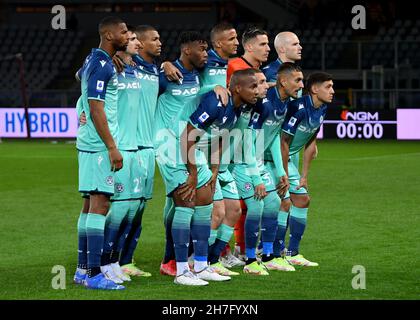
[209, 69, 227, 76]
[341, 111, 379, 121]
[172, 87, 199, 96]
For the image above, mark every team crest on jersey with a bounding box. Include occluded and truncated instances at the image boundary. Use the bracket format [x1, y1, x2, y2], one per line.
[198, 112, 210, 123]
[96, 80, 104, 92]
[115, 183, 124, 193]
[244, 183, 252, 191]
[106, 176, 114, 186]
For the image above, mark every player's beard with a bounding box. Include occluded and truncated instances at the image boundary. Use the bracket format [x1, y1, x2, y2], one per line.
[116, 43, 128, 52]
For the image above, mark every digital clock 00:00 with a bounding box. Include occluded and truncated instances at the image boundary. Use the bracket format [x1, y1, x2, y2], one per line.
[320, 110, 397, 140]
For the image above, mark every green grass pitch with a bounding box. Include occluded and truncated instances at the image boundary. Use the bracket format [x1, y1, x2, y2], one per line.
[0, 140, 418, 300]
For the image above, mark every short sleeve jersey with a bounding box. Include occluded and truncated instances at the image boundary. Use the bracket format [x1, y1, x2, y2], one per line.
[282, 95, 327, 156]
[77, 48, 119, 152]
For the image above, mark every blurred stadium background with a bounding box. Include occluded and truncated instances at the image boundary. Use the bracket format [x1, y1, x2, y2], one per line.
[0, 0, 419, 301]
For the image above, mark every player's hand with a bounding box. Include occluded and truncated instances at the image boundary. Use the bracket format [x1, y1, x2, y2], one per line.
[213, 85, 231, 106]
[112, 55, 125, 73]
[108, 147, 123, 172]
[296, 177, 308, 191]
[254, 183, 267, 200]
[276, 175, 289, 198]
[79, 112, 87, 126]
[162, 61, 183, 82]
[178, 173, 197, 202]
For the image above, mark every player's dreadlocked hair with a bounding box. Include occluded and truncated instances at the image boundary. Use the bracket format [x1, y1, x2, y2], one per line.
[178, 31, 207, 48]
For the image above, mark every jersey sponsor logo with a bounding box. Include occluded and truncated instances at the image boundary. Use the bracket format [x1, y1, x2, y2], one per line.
[288, 116, 297, 126]
[264, 118, 282, 126]
[118, 81, 141, 90]
[298, 124, 319, 134]
[198, 112, 210, 123]
[100, 60, 106, 67]
[106, 176, 114, 186]
[96, 80, 104, 92]
[209, 68, 227, 76]
[171, 87, 199, 96]
[135, 71, 159, 82]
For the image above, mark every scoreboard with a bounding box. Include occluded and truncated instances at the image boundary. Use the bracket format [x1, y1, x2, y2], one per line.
[0, 107, 419, 140]
[318, 109, 420, 140]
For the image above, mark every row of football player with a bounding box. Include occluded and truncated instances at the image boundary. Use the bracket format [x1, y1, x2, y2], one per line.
[72, 17, 333, 289]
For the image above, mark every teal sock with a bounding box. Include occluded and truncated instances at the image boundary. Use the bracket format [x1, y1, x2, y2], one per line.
[288, 206, 308, 255]
[77, 212, 88, 269]
[208, 228, 218, 246]
[86, 213, 106, 275]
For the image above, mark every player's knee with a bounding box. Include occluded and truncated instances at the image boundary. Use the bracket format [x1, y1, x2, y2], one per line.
[264, 192, 281, 212]
[211, 204, 225, 225]
[281, 198, 292, 212]
[293, 195, 310, 208]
